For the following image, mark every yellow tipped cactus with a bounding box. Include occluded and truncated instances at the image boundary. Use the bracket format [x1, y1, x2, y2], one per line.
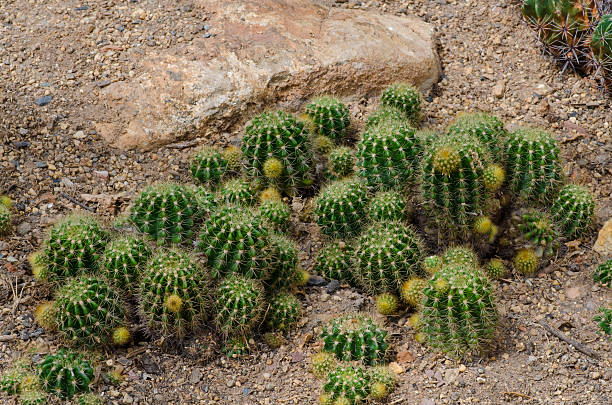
[432, 146, 461, 175]
[375, 293, 399, 316]
[400, 277, 428, 308]
[259, 187, 282, 203]
[112, 326, 131, 346]
[34, 302, 57, 331]
[473, 216, 492, 235]
[484, 164, 506, 191]
[263, 157, 284, 179]
[513, 248, 540, 276]
[311, 351, 338, 379]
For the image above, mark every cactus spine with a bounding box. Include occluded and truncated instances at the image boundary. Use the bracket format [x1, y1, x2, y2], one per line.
[550, 184, 595, 237]
[314, 178, 369, 238]
[380, 83, 422, 123]
[513, 248, 540, 276]
[447, 112, 507, 159]
[305, 96, 351, 140]
[311, 352, 338, 379]
[219, 177, 257, 206]
[190, 146, 228, 187]
[259, 199, 291, 230]
[375, 293, 399, 315]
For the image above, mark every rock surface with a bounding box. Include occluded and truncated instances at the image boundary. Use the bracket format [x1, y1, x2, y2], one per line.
[95, 0, 440, 150]
[593, 218, 612, 258]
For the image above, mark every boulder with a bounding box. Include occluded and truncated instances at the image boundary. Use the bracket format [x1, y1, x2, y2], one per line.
[95, 0, 440, 150]
[594, 218, 612, 258]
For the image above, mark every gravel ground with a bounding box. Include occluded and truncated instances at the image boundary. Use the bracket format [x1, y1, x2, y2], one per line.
[1, 0, 611, 404]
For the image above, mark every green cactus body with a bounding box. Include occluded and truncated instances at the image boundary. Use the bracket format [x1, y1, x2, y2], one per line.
[320, 313, 388, 365]
[190, 146, 228, 187]
[590, 14, 612, 91]
[193, 186, 218, 217]
[305, 96, 351, 140]
[368, 366, 397, 400]
[593, 259, 612, 288]
[259, 199, 291, 230]
[1, 360, 30, 395]
[422, 255, 442, 275]
[38, 349, 94, 399]
[365, 106, 405, 129]
[267, 234, 300, 290]
[447, 113, 507, 159]
[594, 306, 612, 338]
[504, 128, 562, 201]
[314, 178, 369, 238]
[77, 393, 104, 405]
[441, 246, 479, 268]
[242, 111, 313, 194]
[139, 250, 208, 339]
[199, 204, 272, 279]
[0, 201, 10, 233]
[353, 221, 424, 295]
[375, 293, 399, 315]
[310, 352, 338, 379]
[219, 177, 256, 206]
[421, 132, 492, 239]
[422, 264, 498, 358]
[215, 274, 264, 336]
[380, 83, 422, 124]
[40, 214, 109, 281]
[55, 276, 126, 347]
[222, 337, 250, 357]
[222, 145, 242, 174]
[314, 241, 353, 283]
[517, 209, 560, 257]
[327, 147, 355, 179]
[101, 236, 151, 291]
[266, 292, 301, 331]
[484, 259, 508, 280]
[323, 365, 371, 404]
[313, 135, 335, 155]
[367, 190, 408, 222]
[356, 119, 420, 190]
[513, 248, 540, 275]
[19, 390, 48, 405]
[550, 184, 595, 238]
[130, 183, 201, 245]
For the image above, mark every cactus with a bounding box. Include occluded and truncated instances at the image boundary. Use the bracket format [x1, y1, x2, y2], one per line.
[314, 241, 353, 283]
[353, 221, 424, 295]
[314, 178, 369, 238]
[0, 196, 11, 233]
[130, 183, 201, 245]
[375, 293, 399, 315]
[400, 277, 428, 308]
[327, 146, 355, 179]
[112, 326, 131, 346]
[550, 184, 595, 238]
[516, 209, 560, 257]
[321, 313, 388, 365]
[441, 246, 479, 268]
[422, 255, 442, 275]
[473, 216, 493, 236]
[323, 365, 371, 404]
[214, 274, 265, 336]
[54, 276, 126, 347]
[38, 214, 109, 281]
[365, 106, 405, 129]
[266, 292, 301, 331]
[380, 83, 422, 123]
[259, 199, 291, 230]
[20, 390, 48, 405]
[267, 234, 300, 290]
[594, 306, 612, 337]
[513, 248, 540, 276]
[590, 13, 612, 91]
[199, 204, 273, 279]
[367, 190, 409, 222]
[294, 269, 310, 287]
[447, 112, 507, 159]
[421, 132, 492, 239]
[593, 259, 612, 288]
[305, 96, 351, 140]
[139, 249, 208, 339]
[222, 145, 242, 174]
[368, 366, 397, 400]
[1, 359, 30, 395]
[259, 186, 282, 203]
[484, 258, 508, 280]
[242, 111, 313, 194]
[421, 264, 498, 358]
[101, 236, 152, 291]
[219, 177, 257, 205]
[77, 393, 104, 405]
[310, 352, 338, 379]
[504, 128, 562, 201]
[34, 301, 57, 331]
[356, 119, 420, 190]
[263, 332, 284, 349]
[38, 349, 94, 399]
[222, 337, 250, 357]
[483, 164, 506, 192]
[190, 146, 228, 187]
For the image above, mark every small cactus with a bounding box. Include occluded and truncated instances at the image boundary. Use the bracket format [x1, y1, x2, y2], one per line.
[266, 292, 301, 331]
[1, 359, 30, 395]
[327, 147, 355, 179]
[368, 365, 397, 400]
[310, 351, 338, 379]
[441, 246, 479, 268]
[594, 306, 611, 338]
[214, 274, 265, 336]
[139, 249, 209, 339]
[422, 255, 442, 275]
[0, 196, 11, 233]
[77, 393, 104, 405]
[222, 337, 250, 357]
[267, 234, 300, 290]
[305, 96, 351, 140]
[483, 164, 506, 192]
[400, 277, 428, 308]
[314, 178, 369, 238]
[259, 199, 291, 230]
[219, 177, 257, 205]
[484, 258, 508, 280]
[447, 112, 507, 159]
[33, 301, 57, 331]
[101, 236, 152, 291]
[314, 241, 353, 284]
[112, 326, 131, 346]
[321, 313, 388, 365]
[421, 264, 498, 358]
[593, 259, 612, 288]
[380, 83, 422, 123]
[221, 145, 242, 174]
[517, 209, 559, 257]
[263, 332, 284, 349]
[365, 106, 405, 129]
[190, 146, 228, 187]
[513, 248, 540, 276]
[367, 190, 409, 222]
[473, 216, 493, 236]
[375, 293, 399, 315]
[38, 349, 94, 399]
[313, 135, 335, 155]
[590, 13, 612, 92]
[259, 186, 282, 203]
[19, 390, 48, 405]
[323, 365, 371, 404]
[550, 184, 595, 238]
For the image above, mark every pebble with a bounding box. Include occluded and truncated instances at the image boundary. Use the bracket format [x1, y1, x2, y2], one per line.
[73, 130, 86, 139]
[34, 95, 53, 106]
[326, 279, 340, 294]
[16, 222, 32, 236]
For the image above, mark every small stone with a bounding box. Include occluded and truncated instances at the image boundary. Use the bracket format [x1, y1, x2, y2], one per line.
[534, 83, 553, 96]
[35, 161, 47, 168]
[590, 372, 601, 380]
[326, 279, 340, 294]
[34, 96, 53, 106]
[12, 141, 30, 149]
[226, 380, 235, 388]
[61, 178, 74, 187]
[73, 130, 86, 139]
[389, 362, 404, 374]
[593, 218, 612, 258]
[189, 368, 202, 384]
[263, 373, 271, 379]
[492, 81, 505, 98]
[458, 364, 467, 373]
[565, 287, 581, 300]
[307, 275, 327, 286]
[16, 222, 32, 236]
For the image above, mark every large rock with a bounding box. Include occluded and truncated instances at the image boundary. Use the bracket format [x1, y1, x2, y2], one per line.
[96, 0, 440, 150]
[594, 218, 612, 258]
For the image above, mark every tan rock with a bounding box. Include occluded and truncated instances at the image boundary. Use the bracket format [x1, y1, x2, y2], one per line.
[593, 218, 612, 258]
[95, 0, 440, 150]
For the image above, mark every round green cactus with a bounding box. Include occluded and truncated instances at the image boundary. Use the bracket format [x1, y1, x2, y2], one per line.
[365, 106, 405, 129]
[380, 83, 422, 123]
[327, 146, 355, 179]
[1, 359, 30, 395]
[221, 145, 242, 174]
[129, 183, 201, 245]
[54, 276, 126, 347]
[517, 209, 559, 257]
[590, 14, 612, 91]
[218, 177, 256, 206]
[323, 365, 371, 404]
[38, 214, 109, 281]
[266, 292, 301, 331]
[513, 248, 540, 276]
[356, 119, 420, 190]
[368, 365, 397, 400]
[190, 146, 228, 187]
[447, 112, 507, 159]
[550, 184, 595, 238]
[214, 274, 265, 336]
[222, 337, 250, 357]
[314, 241, 353, 283]
[199, 204, 273, 279]
[441, 246, 479, 268]
[242, 111, 313, 194]
[593, 259, 612, 288]
[421, 264, 498, 358]
[483, 164, 506, 192]
[314, 178, 369, 238]
[367, 190, 408, 222]
[375, 293, 399, 315]
[0, 196, 11, 233]
[321, 313, 388, 365]
[422, 255, 442, 275]
[400, 277, 428, 308]
[313, 135, 335, 155]
[77, 393, 104, 405]
[305, 96, 351, 140]
[34, 301, 57, 331]
[20, 390, 48, 405]
[101, 236, 152, 291]
[38, 349, 94, 399]
[504, 128, 562, 201]
[267, 234, 300, 290]
[139, 249, 209, 339]
[310, 351, 338, 379]
[353, 221, 424, 295]
[259, 199, 291, 230]
[484, 258, 508, 280]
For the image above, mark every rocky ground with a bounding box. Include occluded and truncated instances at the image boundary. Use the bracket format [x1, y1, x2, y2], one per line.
[1, 0, 611, 404]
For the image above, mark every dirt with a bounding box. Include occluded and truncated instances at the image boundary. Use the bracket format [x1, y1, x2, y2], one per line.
[0, 0, 611, 404]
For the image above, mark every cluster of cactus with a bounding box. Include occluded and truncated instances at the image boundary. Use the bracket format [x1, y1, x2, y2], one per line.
[593, 259, 612, 287]
[101, 236, 152, 291]
[550, 184, 595, 237]
[314, 177, 369, 237]
[1, 359, 50, 405]
[447, 113, 507, 159]
[190, 146, 228, 187]
[305, 96, 351, 140]
[39, 349, 94, 399]
[214, 274, 264, 336]
[0, 195, 11, 233]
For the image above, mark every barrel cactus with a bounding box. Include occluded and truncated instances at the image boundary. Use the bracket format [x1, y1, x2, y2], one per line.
[322, 365, 371, 404]
[422, 255, 442, 275]
[321, 313, 388, 365]
[368, 366, 397, 400]
[447, 112, 507, 159]
[516, 209, 560, 257]
[139, 249, 209, 339]
[590, 13, 612, 92]
[259, 186, 282, 203]
[314, 178, 369, 238]
[101, 236, 152, 291]
[77, 393, 104, 405]
[513, 248, 540, 276]
[242, 111, 313, 194]
[20, 390, 48, 405]
[380, 83, 422, 123]
[353, 221, 424, 295]
[375, 293, 399, 315]
[267, 234, 300, 290]
[221, 145, 242, 174]
[259, 199, 291, 230]
[367, 190, 409, 222]
[550, 184, 595, 238]
[0, 196, 11, 233]
[400, 277, 428, 308]
[484, 258, 508, 280]
[310, 351, 338, 379]
[305, 96, 351, 140]
[34, 301, 57, 331]
[421, 263, 498, 358]
[483, 164, 506, 192]
[441, 246, 479, 268]
[219, 177, 257, 206]
[266, 292, 301, 331]
[314, 241, 353, 283]
[593, 259, 612, 288]
[327, 146, 355, 179]
[190, 146, 228, 187]
[215, 274, 265, 336]
[1, 359, 30, 395]
[365, 106, 405, 128]
[38, 349, 94, 399]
